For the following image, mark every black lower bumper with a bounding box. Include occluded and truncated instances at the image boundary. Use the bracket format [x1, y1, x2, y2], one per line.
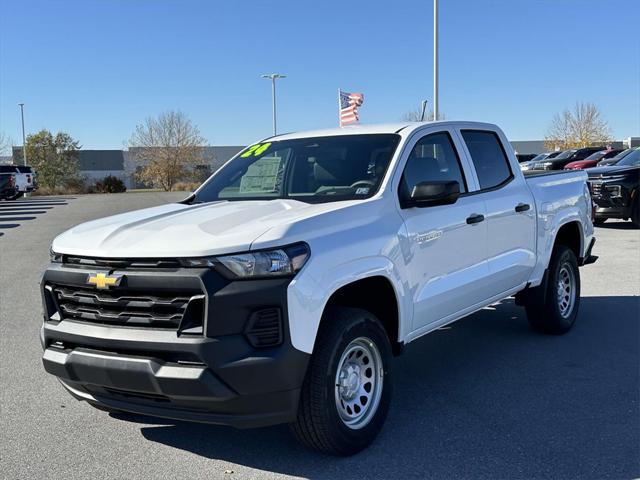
[594, 205, 632, 220]
[40, 264, 310, 428]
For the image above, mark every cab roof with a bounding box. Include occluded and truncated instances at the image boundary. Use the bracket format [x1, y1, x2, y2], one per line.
[267, 121, 500, 142]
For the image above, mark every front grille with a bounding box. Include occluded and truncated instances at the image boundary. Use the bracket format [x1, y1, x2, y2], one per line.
[63, 256, 181, 269]
[47, 284, 204, 330]
[591, 181, 603, 197]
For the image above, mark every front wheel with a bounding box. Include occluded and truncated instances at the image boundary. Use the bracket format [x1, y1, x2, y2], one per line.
[291, 307, 392, 456]
[526, 245, 580, 334]
[631, 196, 640, 228]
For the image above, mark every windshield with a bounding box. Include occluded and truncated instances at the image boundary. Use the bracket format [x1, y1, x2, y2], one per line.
[554, 149, 577, 160]
[616, 148, 640, 167]
[583, 151, 606, 161]
[192, 134, 401, 204]
[530, 153, 548, 162]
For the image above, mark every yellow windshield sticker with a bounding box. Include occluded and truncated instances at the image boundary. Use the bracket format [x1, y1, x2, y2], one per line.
[240, 142, 272, 158]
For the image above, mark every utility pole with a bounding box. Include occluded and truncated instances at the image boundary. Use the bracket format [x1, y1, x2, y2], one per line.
[420, 100, 428, 121]
[433, 0, 439, 121]
[18, 103, 27, 165]
[261, 73, 286, 136]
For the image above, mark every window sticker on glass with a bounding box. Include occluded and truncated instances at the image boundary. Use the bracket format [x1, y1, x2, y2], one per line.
[355, 187, 370, 195]
[240, 142, 272, 158]
[239, 156, 282, 193]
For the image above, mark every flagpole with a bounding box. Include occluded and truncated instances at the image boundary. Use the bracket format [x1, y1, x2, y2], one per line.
[433, 0, 439, 121]
[338, 88, 342, 127]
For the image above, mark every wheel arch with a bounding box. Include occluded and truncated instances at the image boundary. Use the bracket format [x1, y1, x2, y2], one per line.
[321, 276, 403, 355]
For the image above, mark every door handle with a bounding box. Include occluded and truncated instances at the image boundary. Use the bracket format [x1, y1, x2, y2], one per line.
[466, 213, 485, 225]
[515, 203, 531, 213]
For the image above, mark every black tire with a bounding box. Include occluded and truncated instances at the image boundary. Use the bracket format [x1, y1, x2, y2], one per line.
[5, 191, 22, 201]
[593, 218, 607, 226]
[526, 245, 580, 335]
[290, 307, 392, 456]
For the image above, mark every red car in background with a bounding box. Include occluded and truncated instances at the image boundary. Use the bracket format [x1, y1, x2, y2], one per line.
[564, 149, 624, 170]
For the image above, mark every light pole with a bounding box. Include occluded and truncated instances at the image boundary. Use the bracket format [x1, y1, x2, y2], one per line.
[261, 73, 286, 136]
[433, 0, 439, 121]
[18, 103, 27, 165]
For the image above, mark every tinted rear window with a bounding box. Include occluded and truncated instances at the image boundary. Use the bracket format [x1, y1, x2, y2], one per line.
[0, 165, 17, 173]
[461, 130, 512, 190]
[16, 166, 33, 173]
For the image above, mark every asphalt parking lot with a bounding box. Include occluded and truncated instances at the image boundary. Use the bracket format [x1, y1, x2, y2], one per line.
[1, 192, 638, 480]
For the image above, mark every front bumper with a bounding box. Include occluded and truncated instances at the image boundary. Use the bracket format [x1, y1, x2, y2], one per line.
[40, 263, 309, 428]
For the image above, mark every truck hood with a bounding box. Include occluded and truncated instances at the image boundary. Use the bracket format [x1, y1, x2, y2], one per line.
[51, 199, 351, 258]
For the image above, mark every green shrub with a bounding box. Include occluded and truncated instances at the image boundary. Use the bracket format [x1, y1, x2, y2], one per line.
[95, 175, 126, 193]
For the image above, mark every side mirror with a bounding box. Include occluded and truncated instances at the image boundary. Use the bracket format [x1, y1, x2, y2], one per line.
[405, 180, 460, 208]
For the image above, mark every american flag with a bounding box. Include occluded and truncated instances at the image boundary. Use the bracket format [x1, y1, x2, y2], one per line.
[339, 90, 364, 126]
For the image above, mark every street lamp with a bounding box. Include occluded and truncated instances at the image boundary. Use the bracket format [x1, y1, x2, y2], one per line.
[261, 73, 286, 136]
[433, 0, 439, 121]
[18, 103, 27, 165]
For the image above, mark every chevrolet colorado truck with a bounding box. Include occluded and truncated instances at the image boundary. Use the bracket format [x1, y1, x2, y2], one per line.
[41, 121, 596, 455]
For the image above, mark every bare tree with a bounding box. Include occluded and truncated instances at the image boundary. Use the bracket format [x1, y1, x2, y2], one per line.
[402, 104, 445, 122]
[545, 102, 612, 150]
[0, 131, 12, 156]
[128, 110, 206, 191]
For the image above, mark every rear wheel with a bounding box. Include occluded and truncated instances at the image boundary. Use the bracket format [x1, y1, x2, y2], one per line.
[526, 245, 580, 334]
[291, 307, 392, 456]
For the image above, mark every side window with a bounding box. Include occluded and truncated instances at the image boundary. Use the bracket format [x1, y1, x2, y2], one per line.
[400, 132, 467, 197]
[461, 130, 512, 190]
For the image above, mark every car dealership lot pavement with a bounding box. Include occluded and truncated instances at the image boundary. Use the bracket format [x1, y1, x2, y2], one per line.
[1, 192, 638, 480]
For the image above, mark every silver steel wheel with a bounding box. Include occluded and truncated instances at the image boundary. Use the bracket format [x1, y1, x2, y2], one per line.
[557, 263, 576, 318]
[334, 336, 384, 430]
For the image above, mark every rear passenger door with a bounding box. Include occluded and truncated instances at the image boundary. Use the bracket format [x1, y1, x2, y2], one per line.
[458, 129, 536, 295]
[396, 129, 490, 333]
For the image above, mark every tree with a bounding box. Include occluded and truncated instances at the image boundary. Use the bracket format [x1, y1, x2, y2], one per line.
[402, 104, 445, 122]
[25, 130, 80, 189]
[128, 110, 206, 191]
[0, 131, 12, 156]
[545, 102, 612, 150]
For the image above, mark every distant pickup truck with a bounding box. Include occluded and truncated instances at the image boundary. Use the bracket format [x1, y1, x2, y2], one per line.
[42, 121, 596, 455]
[0, 164, 38, 199]
[0, 172, 18, 200]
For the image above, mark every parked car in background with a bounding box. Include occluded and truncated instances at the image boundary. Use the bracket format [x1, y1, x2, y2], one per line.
[521, 151, 562, 171]
[598, 148, 635, 166]
[587, 148, 640, 226]
[564, 149, 624, 170]
[0, 172, 18, 200]
[516, 153, 537, 163]
[530, 147, 604, 171]
[0, 164, 38, 199]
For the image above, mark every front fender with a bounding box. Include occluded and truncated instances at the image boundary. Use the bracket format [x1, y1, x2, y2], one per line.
[287, 256, 409, 354]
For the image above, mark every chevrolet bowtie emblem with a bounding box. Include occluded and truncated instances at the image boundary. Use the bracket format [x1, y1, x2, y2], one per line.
[86, 272, 122, 289]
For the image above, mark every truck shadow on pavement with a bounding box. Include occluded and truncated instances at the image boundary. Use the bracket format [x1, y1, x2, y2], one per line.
[124, 296, 639, 479]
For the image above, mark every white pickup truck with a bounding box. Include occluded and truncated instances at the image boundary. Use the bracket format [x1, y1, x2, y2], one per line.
[42, 121, 596, 455]
[0, 164, 37, 199]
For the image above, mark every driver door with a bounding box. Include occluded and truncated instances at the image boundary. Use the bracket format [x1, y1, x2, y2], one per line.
[397, 130, 489, 333]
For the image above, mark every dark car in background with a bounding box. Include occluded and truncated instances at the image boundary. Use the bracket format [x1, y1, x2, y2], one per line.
[598, 148, 635, 166]
[565, 149, 624, 170]
[587, 148, 640, 226]
[516, 153, 537, 163]
[531, 147, 604, 170]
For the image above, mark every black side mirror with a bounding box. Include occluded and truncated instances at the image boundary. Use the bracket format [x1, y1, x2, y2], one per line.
[404, 180, 460, 208]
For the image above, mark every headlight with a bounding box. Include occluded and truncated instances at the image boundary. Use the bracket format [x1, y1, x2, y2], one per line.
[181, 243, 310, 279]
[50, 246, 63, 263]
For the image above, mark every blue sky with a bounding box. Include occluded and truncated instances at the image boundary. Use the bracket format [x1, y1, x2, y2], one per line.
[1, 0, 638, 149]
